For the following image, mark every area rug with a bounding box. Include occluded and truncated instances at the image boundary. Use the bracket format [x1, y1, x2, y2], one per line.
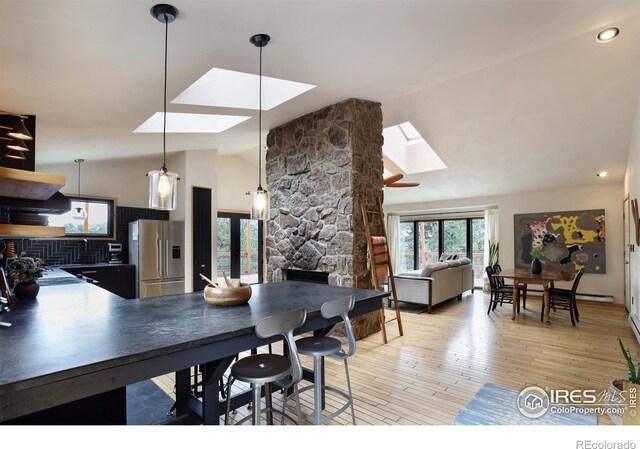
[126, 379, 175, 425]
[452, 383, 598, 425]
[383, 300, 428, 314]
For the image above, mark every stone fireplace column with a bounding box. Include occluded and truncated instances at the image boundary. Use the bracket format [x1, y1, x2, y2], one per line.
[265, 98, 384, 339]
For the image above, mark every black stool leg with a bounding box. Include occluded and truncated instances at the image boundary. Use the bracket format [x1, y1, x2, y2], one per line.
[265, 383, 274, 425]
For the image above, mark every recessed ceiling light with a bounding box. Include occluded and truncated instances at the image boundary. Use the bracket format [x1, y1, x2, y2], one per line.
[133, 112, 251, 133]
[172, 68, 315, 110]
[596, 27, 619, 43]
[597, 171, 609, 177]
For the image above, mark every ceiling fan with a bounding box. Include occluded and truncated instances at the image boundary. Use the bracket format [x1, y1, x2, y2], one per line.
[383, 173, 420, 188]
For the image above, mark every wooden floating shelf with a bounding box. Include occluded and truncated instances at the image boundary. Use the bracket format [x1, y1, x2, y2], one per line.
[0, 167, 65, 201]
[0, 224, 65, 238]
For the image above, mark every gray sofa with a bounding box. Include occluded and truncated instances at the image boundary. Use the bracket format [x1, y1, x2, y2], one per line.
[393, 258, 473, 312]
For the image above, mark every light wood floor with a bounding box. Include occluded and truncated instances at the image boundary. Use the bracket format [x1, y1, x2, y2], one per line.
[153, 290, 640, 425]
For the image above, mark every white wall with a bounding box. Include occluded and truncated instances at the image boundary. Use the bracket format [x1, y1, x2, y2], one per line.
[624, 97, 640, 326]
[386, 183, 624, 303]
[38, 157, 159, 208]
[169, 150, 218, 293]
[216, 154, 257, 213]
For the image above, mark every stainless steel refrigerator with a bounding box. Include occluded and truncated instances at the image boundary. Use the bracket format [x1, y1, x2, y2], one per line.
[129, 220, 185, 298]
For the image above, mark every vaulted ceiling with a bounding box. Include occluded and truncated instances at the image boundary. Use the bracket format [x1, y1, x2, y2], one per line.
[2, 1, 640, 204]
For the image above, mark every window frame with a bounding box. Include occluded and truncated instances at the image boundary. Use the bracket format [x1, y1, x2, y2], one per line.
[45, 195, 117, 240]
[401, 216, 484, 269]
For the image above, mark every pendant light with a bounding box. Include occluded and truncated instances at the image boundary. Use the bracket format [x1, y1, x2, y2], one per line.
[247, 33, 271, 221]
[4, 139, 29, 160]
[147, 4, 179, 211]
[73, 159, 87, 221]
[7, 119, 33, 141]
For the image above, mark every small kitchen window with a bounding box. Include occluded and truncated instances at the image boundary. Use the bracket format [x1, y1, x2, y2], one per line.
[45, 196, 116, 239]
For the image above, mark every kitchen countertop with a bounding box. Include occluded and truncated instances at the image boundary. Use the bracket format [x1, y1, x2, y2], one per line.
[0, 280, 387, 422]
[53, 263, 134, 269]
[38, 266, 87, 286]
[0, 281, 386, 390]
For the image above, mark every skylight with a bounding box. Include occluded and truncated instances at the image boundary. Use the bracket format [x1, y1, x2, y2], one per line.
[133, 112, 251, 133]
[382, 122, 446, 175]
[171, 68, 316, 110]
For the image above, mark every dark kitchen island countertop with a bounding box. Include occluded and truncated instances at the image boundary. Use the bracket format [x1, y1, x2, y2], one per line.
[0, 279, 387, 422]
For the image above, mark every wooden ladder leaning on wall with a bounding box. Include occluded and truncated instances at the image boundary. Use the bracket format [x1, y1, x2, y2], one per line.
[360, 191, 404, 344]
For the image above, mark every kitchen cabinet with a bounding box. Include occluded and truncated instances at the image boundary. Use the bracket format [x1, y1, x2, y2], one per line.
[62, 265, 136, 299]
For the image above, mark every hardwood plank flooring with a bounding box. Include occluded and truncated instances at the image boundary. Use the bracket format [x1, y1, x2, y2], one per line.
[152, 290, 639, 425]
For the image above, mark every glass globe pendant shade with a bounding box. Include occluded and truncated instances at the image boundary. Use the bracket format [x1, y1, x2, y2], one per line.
[148, 169, 178, 210]
[73, 207, 87, 221]
[249, 188, 270, 221]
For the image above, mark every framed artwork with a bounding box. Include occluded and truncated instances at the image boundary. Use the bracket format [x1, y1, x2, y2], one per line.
[514, 209, 605, 274]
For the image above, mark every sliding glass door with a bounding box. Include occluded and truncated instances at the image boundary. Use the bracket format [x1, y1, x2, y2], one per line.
[216, 212, 263, 284]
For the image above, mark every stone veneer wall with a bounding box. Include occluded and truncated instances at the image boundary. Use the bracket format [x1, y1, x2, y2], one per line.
[265, 98, 384, 338]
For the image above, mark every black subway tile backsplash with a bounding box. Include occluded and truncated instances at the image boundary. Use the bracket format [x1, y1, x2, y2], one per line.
[4, 206, 169, 265]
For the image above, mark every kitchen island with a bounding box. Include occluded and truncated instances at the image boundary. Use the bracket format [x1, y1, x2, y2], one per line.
[0, 272, 387, 424]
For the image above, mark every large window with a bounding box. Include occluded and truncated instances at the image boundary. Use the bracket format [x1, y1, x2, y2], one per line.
[443, 219, 468, 258]
[400, 216, 485, 287]
[45, 196, 115, 239]
[399, 222, 415, 272]
[417, 221, 439, 267]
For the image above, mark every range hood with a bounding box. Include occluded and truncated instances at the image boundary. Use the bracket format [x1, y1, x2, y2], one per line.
[0, 167, 69, 214]
[0, 192, 71, 214]
[0, 167, 69, 237]
[0, 167, 65, 201]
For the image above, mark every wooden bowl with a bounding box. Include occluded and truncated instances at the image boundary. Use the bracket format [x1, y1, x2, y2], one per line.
[203, 283, 252, 306]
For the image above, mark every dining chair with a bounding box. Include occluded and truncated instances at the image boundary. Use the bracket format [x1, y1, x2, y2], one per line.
[543, 268, 585, 326]
[493, 264, 527, 309]
[486, 266, 520, 314]
[285, 295, 357, 425]
[224, 308, 306, 425]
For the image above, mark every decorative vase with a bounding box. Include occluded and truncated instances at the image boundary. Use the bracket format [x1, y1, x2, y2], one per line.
[604, 379, 625, 425]
[13, 281, 40, 301]
[531, 258, 542, 275]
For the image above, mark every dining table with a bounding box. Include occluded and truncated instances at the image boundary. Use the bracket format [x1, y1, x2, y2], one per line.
[494, 268, 574, 324]
[0, 274, 388, 425]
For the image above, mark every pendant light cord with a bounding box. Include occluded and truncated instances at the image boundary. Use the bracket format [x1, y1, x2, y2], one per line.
[258, 44, 263, 190]
[77, 161, 81, 196]
[162, 17, 168, 172]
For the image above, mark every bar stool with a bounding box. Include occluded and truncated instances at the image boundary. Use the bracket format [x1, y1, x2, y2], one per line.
[286, 295, 357, 425]
[224, 308, 306, 425]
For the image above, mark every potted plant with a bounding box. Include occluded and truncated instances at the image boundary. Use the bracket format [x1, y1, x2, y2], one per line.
[530, 246, 543, 274]
[8, 257, 44, 301]
[484, 241, 499, 292]
[617, 338, 640, 425]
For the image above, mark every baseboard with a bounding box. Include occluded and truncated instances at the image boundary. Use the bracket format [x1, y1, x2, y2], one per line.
[630, 314, 640, 345]
[523, 288, 613, 303]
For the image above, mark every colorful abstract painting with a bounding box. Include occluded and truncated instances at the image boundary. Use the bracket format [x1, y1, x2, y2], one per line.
[514, 209, 605, 274]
